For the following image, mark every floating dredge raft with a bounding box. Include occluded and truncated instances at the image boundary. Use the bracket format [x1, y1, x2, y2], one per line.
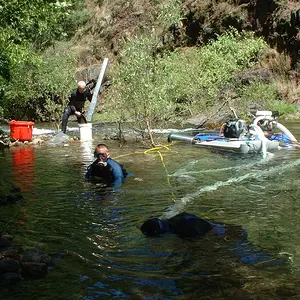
[168, 111, 298, 154]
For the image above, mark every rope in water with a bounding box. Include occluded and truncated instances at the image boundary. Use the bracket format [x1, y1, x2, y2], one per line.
[114, 143, 179, 202]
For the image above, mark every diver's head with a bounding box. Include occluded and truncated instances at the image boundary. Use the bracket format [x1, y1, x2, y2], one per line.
[94, 143, 110, 162]
[140, 218, 168, 237]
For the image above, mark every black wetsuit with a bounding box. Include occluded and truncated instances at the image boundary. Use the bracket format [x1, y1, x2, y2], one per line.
[69, 88, 93, 112]
[61, 82, 95, 133]
[140, 212, 286, 267]
[85, 158, 128, 190]
[167, 212, 214, 238]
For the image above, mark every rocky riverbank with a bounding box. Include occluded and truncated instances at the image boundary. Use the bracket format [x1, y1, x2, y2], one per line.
[0, 128, 81, 150]
[0, 128, 47, 150]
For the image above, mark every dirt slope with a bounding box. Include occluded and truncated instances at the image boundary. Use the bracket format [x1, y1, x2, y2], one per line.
[73, 0, 300, 70]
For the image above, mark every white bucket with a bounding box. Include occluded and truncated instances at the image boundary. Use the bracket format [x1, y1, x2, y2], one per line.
[79, 123, 92, 141]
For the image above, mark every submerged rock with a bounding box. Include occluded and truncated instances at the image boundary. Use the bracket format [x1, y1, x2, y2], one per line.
[0, 188, 24, 206]
[0, 140, 8, 150]
[0, 236, 13, 248]
[21, 262, 48, 279]
[0, 234, 63, 285]
[0, 272, 22, 285]
[47, 131, 70, 146]
[0, 259, 21, 272]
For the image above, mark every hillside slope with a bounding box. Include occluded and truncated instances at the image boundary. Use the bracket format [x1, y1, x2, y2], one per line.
[73, 0, 300, 70]
[68, 0, 300, 128]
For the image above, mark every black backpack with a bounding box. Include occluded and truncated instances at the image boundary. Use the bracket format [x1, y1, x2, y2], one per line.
[223, 119, 246, 138]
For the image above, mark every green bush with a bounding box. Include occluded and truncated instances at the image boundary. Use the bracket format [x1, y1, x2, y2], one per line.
[0, 0, 89, 50]
[0, 0, 90, 120]
[2, 43, 76, 121]
[269, 100, 298, 115]
[106, 28, 269, 142]
[160, 28, 268, 111]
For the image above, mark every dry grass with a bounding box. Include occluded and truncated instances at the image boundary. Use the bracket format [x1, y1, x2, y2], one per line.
[275, 0, 300, 20]
[259, 49, 300, 104]
[213, 2, 240, 17]
[259, 49, 290, 74]
[276, 76, 300, 104]
[71, 0, 160, 68]
[183, 0, 212, 10]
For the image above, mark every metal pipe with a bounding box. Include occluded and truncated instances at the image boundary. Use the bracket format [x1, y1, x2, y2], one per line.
[168, 133, 195, 143]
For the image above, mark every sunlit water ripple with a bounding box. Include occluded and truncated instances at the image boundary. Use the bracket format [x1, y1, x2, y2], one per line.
[1, 124, 300, 299]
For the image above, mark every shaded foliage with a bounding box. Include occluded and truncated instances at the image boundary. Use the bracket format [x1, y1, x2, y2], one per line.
[2, 44, 76, 121]
[0, 0, 89, 119]
[0, 53, 10, 81]
[0, 0, 88, 50]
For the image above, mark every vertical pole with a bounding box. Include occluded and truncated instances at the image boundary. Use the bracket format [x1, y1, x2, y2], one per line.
[86, 58, 109, 122]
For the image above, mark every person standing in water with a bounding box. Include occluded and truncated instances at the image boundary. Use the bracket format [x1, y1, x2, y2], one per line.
[61, 80, 96, 133]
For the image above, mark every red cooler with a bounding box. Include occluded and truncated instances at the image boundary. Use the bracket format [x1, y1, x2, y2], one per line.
[9, 120, 35, 141]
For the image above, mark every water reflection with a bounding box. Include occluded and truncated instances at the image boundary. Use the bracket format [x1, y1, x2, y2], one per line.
[11, 146, 36, 192]
[80, 140, 94, 162]
[1, 129, 300, 299]
[80, 140, 94, 175]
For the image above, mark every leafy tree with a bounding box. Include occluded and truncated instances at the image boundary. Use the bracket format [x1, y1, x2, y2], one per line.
[107, 28, 269, 144]
[0, 0, 88, 50]
[0, 0, 89, 120]
[2, 43, 76, 121]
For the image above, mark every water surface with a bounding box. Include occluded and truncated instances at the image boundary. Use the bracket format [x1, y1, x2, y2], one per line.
[1, 122, 300, 299]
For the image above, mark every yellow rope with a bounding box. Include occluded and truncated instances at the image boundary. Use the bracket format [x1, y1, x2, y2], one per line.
[114, 142, 178, 159]
[143, 143, 175, 154]
[156, 150, 176, 202]
[114, 143, 178, 202]
[114, 151, 145, 160]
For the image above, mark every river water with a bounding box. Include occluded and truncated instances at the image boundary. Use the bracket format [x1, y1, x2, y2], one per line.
[1, 121, 300, 299]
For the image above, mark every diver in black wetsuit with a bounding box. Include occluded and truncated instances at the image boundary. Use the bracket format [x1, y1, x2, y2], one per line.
[141, 212, 215, 238]
[85, 143, 128, 190]
[141, 212, 286, 267]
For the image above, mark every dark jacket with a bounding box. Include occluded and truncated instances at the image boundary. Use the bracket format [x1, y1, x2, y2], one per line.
[68, 88, 93, 113]
[167, 212, 213, 238]
[85, 158, 128, 190]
